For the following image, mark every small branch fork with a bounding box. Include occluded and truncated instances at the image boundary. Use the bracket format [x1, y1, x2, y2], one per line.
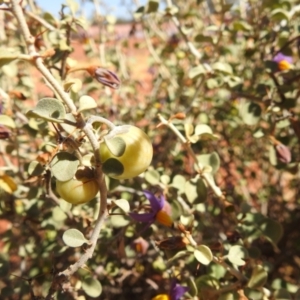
[9, 0, 108, 297]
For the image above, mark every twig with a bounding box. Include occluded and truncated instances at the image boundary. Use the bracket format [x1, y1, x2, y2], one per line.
[165, 0, 212, 73]
[10, 1, 109, 297]
[157, 114, 224, 199]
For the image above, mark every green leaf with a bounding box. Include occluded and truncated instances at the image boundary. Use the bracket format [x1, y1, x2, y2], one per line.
[172, 174, 186, 194]
[273, 289, 291, 300]
[218, 292, 239, 300]
[232, 21, 252, 31]
[239, 100, 261, 125]
[66, 0, 79, 15]
[82, 277, 102, 298]
[144, 169, 160, 185]
[27, 161, 44, 176]
[0, 48, 19, 67]
[0, 115, 16, 128]
[78, 95, 97, 112]
[146, 0, 159, 13]
[63, 78, 82, 93]
[164, 5, 179, 15]
[247, 265, 268, 289]
[260, 218, 283, 244]
[187, 277, 198, 297]
[2, 63, 18, 77]
[195, 275, 219, 291]
[194, 34, 213, 43]
[112, 199, 130, 213]
[27, 98, 66, 123]
[194, 124, 219, 141]
[270, 8, 290, 21]
[188, 65, 206, 78]
[134, 6, 145, 19]
[110, 209, 130, 228]
[50, 152, 79, 182]
[206, 78, 220, 89]
[228, 245, 249, 266]
[185, 177, 207, 204]
[167, 250, 191, 265]
[194, 245, 213, 265]
[59, 113, 77, 134]
[212, 62, 233, 74]
[197, 152, 220, 174]
[62, 228, 89, 247]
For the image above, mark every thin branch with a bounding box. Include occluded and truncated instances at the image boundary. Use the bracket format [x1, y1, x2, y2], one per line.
[10, 1, 109, 297]
[157, 114, 224, 199]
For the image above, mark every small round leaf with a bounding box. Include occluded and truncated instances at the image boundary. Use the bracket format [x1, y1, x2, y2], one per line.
[197, 152, 220, 174]
[194, 245, 213, 265]
[28, 161, 44, 176]
[50, 152, 79, 182]
[260, 218, 283, 244]
[62, 229, 88, 247]
[247, 265, 268, 289]
[228, 245, 249, 266]
[78, 95, 97, 112]
[0, 115, 16, 128]
[82, 277, 102, 298]
[112, 199, 130, 213]
[27, 98, 66, 123]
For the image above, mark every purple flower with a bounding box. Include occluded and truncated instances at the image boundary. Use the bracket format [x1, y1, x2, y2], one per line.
[170, 280, 189, 300]
[130, 190, 173, 227]
[152, 279, 189, 300]
[272, 53, 293, 71]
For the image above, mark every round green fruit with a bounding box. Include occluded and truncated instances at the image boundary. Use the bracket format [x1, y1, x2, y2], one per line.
[56, 177, 98, 205]
[99, 125, 153, 179]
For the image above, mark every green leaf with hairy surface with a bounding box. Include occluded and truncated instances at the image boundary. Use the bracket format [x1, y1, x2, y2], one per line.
[194, 34, 213, 43]
[194, 245, 213, 265]
[50, 152, 79, 182]
[180, 214, 194, 227]
[239, 100, 262, 125]
[188, 65, 206, 78]
[28, 161, 44, 176]
[260, 218, 283, 244]
[273, 289, 291, 300]
[270, 8, 290, 21]
[63, 78, 82, 92]
[247, 265, 268, 288]
[146, 0, 159, 13]
[228, 245, 249, 266]
[134, 6, 145, 18]
[218, 292, 239, 300]
[78, 95, 97, 112]
[144, 169, 160, 185]
[187, 277, 198, 297]
[62, 228, 89, 247]
[110, 209, 130, 228]
[194, 124, 219, 141]
[82, 277, 102, 298]
[197, 152, 220, 174]
[26, 98, 66, 123]
[0, 49, 19, 67]
[172, 174, 186, 194]
[195, 275, 219, 291]
[112, 199, 130, 213]
[212, 62, 233, 74]
[0, 115, 16, 128]
[66, 0, 79, 15]
[185, 177, 207, 203]
[167, 250, 191, 265]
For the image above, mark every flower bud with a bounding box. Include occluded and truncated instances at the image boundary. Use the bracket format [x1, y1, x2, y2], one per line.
[86, 66, 121, 89]
[275, 144, 291, 163]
